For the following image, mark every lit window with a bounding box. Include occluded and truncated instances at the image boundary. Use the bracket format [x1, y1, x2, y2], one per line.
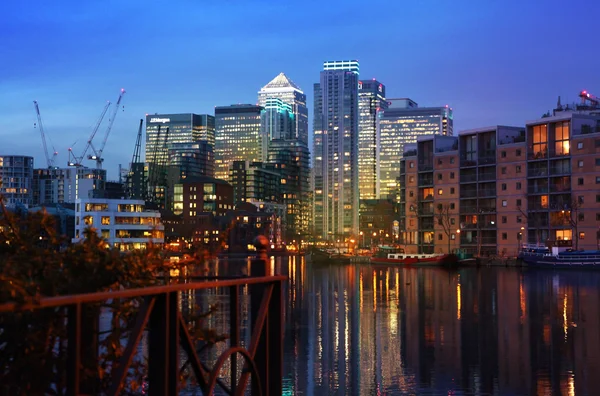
[502, 200, 507, 207]
[438, 189, 443, 195]
[101, 216, 110, 225]
[579, 232, 585, 240]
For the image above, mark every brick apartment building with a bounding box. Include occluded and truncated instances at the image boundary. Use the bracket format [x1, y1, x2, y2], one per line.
[398, 112, 600, 256]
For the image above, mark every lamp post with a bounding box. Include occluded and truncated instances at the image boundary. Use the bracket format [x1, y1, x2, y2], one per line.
[372, 232, 377, 248]
[359, 231, 364, 248]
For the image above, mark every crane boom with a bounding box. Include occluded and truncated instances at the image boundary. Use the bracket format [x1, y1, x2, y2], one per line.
[33, 101, 57, 168]
[70, 101, 111, 166]
[89, 88, 126, 168]
[131, 119, 144, 165]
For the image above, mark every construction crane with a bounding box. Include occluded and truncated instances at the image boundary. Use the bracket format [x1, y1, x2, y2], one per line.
[68, 101, 111, 167]
[579, 90, 599, 107]
[33, 101, 58, 168]
[125, 119, 145, 199]
[89, 88, 126, 169]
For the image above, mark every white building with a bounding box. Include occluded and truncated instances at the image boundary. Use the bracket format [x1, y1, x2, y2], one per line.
[33, 167, 106, 206]
[73, 198, 164, 250]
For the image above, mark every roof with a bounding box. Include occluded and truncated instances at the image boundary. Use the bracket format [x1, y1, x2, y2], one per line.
[261, 72, 301, 91]
[180, 175, 232, 187]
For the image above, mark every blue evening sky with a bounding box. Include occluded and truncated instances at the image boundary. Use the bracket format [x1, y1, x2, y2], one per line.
[1, 0, 598, 179]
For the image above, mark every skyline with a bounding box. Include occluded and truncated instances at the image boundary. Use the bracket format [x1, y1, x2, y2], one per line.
[2, 0, 600, 179]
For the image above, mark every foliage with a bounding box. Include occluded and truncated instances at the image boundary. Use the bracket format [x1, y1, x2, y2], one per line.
[0, 197, 221, 395]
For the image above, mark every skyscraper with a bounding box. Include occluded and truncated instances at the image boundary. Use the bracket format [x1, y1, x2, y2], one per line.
[258, 72, 309, 146]
[358, 79, 387, 200]
[260, 98, 295, 159]
[145, 113, 215, 186]
[214, 104, 263, 181]
[378, 102, 453, 198]
[313, 60, 360, 239]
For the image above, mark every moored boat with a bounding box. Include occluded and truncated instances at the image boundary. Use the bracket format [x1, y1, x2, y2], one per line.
[518, 245, 600, 267]
[371, 246, 455, 266]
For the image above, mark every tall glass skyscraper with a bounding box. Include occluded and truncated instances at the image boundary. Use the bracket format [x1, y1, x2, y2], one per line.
[145, 113, 215, 207]
[358, 79, 387, 200]
[258, 72, 308, 146]
[378, 101, 453, 198]
[214, 104, 263, 181]
[313, 60, 360, 239]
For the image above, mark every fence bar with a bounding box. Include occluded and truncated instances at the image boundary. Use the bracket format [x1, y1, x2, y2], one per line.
[66, 304, 81, 396]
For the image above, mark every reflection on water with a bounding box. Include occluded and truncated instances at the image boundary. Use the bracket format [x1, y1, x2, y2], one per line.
[276, 256, 600, 395]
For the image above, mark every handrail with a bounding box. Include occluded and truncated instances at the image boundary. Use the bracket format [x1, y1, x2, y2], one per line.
[0, 275, 287, 313]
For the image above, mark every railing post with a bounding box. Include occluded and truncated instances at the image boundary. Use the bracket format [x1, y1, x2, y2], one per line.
[268, 278, 283, 395]
[251, 235, 269, 395]
[148, 292, 178, 395]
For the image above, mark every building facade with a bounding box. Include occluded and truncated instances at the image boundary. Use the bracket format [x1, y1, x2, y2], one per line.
[145, 113, 215, 203]
[0, 155, 34, 208]
[379, 103, 453, 198]
[258, 72, 309, 146]
[358, 80, 387, 200]
[33, 167, 107, 206]
[313, 60, 360, 239]
[214, 105, 263, 181]
[73, 198, 164, 250]
[397, 114, 600, 256]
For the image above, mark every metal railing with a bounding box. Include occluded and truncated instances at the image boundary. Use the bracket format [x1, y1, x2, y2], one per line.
[0, 262, 286, 396]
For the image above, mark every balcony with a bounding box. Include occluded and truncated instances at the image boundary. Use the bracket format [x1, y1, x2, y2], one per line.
[527, 188, 547, 196]
[527, 168, 548, 178]
[528, 149, 548, 161]
[478, 171, 496, 182]
[478, 188, 496, 198]
[478, 150, 496, 165]
[418, 175, 434, 186]
[460, 237, 497, 245]
[418, 163, 433, 172]
[460, 173, 478, 183]
[460, 189, 477, 199]
[549, 185, 570, 193]
[549, 166, 571, 176]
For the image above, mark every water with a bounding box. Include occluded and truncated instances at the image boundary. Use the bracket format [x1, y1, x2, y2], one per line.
[277, 256, 600, 395]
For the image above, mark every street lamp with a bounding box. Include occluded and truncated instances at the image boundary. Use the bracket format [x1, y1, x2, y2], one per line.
[359, 231, 364, 248]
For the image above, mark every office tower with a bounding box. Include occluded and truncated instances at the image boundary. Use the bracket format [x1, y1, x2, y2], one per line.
[268, 139, 311, 239]
[33, 167, 106, 206]
[358, 79, 387, 200]
[214, 105, 263, 181]
[0, 155, 34, 208]
[313, 60, 360, 239]
[379, 102, 453, 198]
[259, 73, 311, 240]
[145, 113, 215, 200]
[258, 72, 309, 146]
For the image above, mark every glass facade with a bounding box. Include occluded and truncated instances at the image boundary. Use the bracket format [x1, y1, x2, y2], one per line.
[358, 80, 387, 200]
[258, 72, 309, 147]
[214, 105, 263, 181]
[378, 105, 453, 198]
[313, 60, 360, 238]
[260, 98, 295, 160]
[145, 113, 215, 191]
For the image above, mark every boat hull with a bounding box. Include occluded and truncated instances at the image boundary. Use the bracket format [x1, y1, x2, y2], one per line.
[370, 254, 454, 267]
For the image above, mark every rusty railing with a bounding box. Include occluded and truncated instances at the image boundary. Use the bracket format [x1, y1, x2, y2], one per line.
[0, 258, 285, 396]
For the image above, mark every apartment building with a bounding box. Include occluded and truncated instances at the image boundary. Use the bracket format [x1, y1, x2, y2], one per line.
[398, 113, 600, 256]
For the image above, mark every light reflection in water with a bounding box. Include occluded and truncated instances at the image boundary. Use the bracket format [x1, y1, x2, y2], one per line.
[276, 259, 600, 395]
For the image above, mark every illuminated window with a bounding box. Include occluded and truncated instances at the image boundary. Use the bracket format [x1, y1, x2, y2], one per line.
[438, 189, 443, 195]
[101, 216, 110, 225]
[579, 232, 585, 240]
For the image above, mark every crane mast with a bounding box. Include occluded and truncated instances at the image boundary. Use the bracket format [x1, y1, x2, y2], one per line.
[33, 101, 58, 168]
[89, 88, 126, 168]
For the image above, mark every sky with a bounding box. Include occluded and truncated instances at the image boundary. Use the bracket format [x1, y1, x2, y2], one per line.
[2, 0, 599, 179]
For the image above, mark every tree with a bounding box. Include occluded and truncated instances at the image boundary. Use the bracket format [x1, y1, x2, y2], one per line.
[563, 198, 582, 250]
[436, 204, 454, 254]
[0, 193, 220, 394]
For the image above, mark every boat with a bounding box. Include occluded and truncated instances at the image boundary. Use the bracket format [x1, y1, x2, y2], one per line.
[306, 247, 351, 264]
[518, 245, 600, 267]
[371, 246, 455, 266]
